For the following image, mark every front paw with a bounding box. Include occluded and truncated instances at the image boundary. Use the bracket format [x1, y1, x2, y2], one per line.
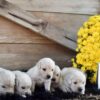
[45, 89, 51, 93]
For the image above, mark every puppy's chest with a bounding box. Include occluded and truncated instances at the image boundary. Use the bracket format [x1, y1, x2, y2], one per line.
[36, 78, 44, 85]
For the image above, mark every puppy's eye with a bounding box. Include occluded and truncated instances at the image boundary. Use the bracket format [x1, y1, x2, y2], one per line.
[74, 82, 77, 85]
[21, 86, 25, 89]
[43, 68, 46, 71]
[52, 69, 53, 71]
[2, 85, 6, 88]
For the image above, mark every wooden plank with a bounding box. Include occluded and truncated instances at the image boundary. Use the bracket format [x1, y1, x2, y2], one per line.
[7, 0, 100, 15]
[0, 0, 47, 33]
[0, 0, 77, 50]
[0, 44, 75, 70]
[41, 23, 76, 50]
[32, 12, 90, 42]
[0, 16, 53, 44]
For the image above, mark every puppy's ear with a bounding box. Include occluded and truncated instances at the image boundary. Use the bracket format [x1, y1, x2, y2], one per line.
[36, 61, 42, 69]
[68, 79, 72, 84]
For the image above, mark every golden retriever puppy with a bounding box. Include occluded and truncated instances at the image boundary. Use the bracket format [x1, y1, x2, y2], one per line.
[59, 67, 86, 94]
[27, 58, 55, 93]
[0, 68, 15, 95]
[51, 65, 61, 91]
[14, 71, 32, 98]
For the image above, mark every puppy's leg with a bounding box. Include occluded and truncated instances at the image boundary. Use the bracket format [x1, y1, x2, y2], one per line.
[31, 82, 36, 93]
[60, 85, 67, 93]
[51, 87, 55, 92]
[44, 80, 51, 92]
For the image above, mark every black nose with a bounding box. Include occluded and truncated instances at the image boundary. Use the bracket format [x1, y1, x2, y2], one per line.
[52, 78, 56, 81]
[78, 87, 82, 92]
[47, 75, 51, 79]
[25, 93, 30, 97]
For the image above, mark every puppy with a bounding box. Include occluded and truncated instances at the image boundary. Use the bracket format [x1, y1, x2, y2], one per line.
[13, 71, 32, 98]
[59, 67, 86, 94]
[27, 58, 55, 93]
[51, 65, 61, 91]
[0, 68, 15, 95]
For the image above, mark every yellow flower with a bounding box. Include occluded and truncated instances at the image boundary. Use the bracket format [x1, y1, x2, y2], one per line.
[72, 15, 100, 83]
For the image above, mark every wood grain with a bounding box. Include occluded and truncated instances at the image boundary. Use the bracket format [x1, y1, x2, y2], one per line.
[0, 44, 75, 70]
[0, 16, 53, 44]
[7, 0, 100, 15]
[0, 1, 77, 50]
[32, 12, 90, 41]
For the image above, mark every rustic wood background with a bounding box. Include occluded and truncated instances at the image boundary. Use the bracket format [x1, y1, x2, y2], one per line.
[0, 0, 99, 70]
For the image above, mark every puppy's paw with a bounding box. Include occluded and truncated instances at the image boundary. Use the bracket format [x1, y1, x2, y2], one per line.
[51, 88, 56, 92]
[45, 89, 51, 93]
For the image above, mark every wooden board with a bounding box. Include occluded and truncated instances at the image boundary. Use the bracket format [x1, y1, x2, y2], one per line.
[0, 1, 77, 50]
[7, 0, 100, 15]
[0, 44, 75, 70]
[0, 16, 53, 44]
[32, 12, 90, 42]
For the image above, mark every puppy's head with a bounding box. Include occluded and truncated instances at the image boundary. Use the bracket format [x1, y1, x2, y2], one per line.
[66, 68, 86, 94]
[52, 65, 61, 84]
[14, 71, 32, 98]
[0, 68, 15, 95]
[37, 58, 55, 80]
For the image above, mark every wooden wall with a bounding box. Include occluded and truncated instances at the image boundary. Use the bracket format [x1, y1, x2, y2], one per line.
[7, 0, 100, 41]
[0, 0, 100, 70]
[0, 16, 75, 70]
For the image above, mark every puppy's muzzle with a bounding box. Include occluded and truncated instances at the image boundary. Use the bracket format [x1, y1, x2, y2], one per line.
[78, 87, 83, 92]
[46, 75, 51, 79]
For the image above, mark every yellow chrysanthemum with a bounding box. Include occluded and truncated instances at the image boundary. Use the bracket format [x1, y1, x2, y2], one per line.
[72, 15, 100, 83]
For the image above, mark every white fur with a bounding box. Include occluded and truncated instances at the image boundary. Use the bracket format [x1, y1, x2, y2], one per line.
[59, 67, 86, 94]
[27, 58, 55, 92]
[0, 68, 15, 95]
[51, 65, 61, 91]
[13, 71, 32, 98]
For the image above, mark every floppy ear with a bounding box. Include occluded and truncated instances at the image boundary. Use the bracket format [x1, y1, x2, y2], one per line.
[67, 78, 72, 84]
[36, 61, 42, 69]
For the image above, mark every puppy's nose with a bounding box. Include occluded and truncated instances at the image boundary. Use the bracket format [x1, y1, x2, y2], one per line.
[78, 87, 82, 92]
[47, 75, 51, 79]
[52, 78, 56, 82]
[25, 92, 31, 97]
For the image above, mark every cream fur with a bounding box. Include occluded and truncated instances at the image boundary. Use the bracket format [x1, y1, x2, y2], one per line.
[0, 68, 15, 95]
[27, 58, 55, 92]
[13, 71, 32, 98]
[51, 65, 61, 91]
[59, 67, 86, 94]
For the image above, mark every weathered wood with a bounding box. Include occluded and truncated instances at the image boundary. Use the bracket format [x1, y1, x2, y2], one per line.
[0, 44, 75, 70]
[32, 12, 90, 42]
[0, 0, 47, 33]
[7, 0, 100, 15]
[41, 23, 76, 50]
[0, 0, 77, 50]
[0, 16, 53, 44]
[0, 0, 6, 5]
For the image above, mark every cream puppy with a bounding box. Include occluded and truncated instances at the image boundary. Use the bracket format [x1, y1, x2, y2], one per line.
[0, 68, 15, 95]
[27, 58, 55, 93]
[59, 67, 86, 94]
[13, 71, 32, 98]
[51, 65, 61, 91]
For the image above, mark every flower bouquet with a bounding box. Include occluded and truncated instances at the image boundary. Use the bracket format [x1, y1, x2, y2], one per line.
[72, 15, 100, 83]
